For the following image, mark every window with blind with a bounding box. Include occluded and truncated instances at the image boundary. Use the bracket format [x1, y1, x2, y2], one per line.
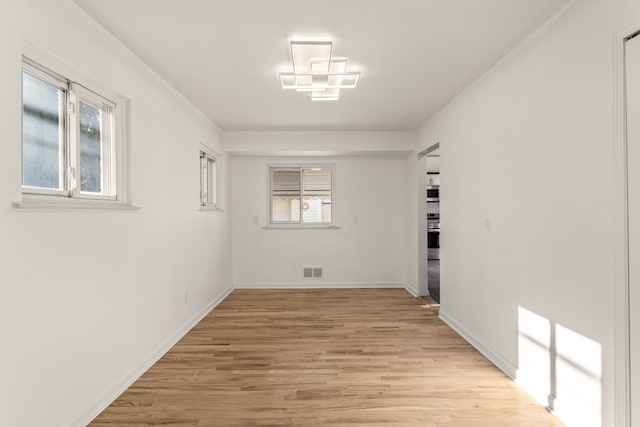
[270, 166, 333, 225]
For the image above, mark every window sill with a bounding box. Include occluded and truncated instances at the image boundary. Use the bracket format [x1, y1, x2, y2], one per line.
[199, 206, 224, 212]
[262, 224, 341, 230]
[11, 196, 140, 212]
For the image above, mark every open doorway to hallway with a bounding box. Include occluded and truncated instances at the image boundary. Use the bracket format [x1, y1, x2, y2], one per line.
[426, 148, 440, 302]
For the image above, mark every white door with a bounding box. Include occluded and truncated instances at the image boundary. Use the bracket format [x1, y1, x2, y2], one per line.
[627, 33, 640, 427]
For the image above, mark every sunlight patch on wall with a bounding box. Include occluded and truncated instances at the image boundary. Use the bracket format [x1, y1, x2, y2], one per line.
[516, 306, 602, 427]
[516, 306, 551, 406]
[554, 324, 602, 427]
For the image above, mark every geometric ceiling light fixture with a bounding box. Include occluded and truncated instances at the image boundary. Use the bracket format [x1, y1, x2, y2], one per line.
[279, 40, 360, 101]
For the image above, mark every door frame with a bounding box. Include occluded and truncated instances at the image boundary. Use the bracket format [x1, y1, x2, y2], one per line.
[613, 24, 640, 427]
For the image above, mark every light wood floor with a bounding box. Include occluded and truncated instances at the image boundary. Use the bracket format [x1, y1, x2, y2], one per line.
[91, 289, 563, 426]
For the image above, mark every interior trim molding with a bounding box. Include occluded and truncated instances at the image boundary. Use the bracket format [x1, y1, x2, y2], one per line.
[417, 142, 439, 160]
[233, 282, 405, 290]
[439, 310, 518, 379]
[65, 285, 234, 427]
[612, 22, 639, 427]
[234, 282, 422, 300]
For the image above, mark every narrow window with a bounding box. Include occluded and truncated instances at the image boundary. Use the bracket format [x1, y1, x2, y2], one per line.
[200, 151, 217, 207]
[270, 166, 333, 225]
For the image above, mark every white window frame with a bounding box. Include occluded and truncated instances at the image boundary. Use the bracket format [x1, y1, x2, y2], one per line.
[71, 84, 117, 200]
[21, 61, 69, 197]
[16, 53, 132, 210]
[267, 164, 335, 228]
[200, 148, 218, 208]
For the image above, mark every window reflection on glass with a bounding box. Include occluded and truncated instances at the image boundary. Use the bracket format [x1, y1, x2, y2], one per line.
[22, 72, 64, 190]
[302, 198, 332, 223]
[79, 100, 102, 193]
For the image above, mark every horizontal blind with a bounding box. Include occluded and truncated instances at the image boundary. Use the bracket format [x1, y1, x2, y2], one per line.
[302, 168, 331, 197]
[272, 169, 300, 196]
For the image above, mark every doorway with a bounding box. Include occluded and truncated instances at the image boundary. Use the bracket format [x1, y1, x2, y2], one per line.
[426, 147, 440, 302]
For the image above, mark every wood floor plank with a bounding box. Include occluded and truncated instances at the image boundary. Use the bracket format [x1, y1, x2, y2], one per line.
[90, 289, 563, 426]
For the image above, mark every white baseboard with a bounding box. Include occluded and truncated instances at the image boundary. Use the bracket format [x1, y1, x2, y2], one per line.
[403, 283, 419, 297]
[66, 285, 233, 427]
[439, 310, 518, 379]
[234, 282, 421, 299]
[233, 282, 405, 290]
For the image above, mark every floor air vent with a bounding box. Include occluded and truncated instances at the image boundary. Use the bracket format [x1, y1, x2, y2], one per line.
[303, 267, 323, 279]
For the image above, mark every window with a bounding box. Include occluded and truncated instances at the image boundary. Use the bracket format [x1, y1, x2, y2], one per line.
[200, 150, 217, 207]
[21, 57, 122, 202]
[269, 166, 333, 225]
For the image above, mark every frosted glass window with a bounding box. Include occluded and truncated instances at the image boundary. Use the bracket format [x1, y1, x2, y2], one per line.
[79, 100, 103, 193]
[77, 89, 115, 197]
[22, 71, 65, 190]
[20, 58, 120, 202]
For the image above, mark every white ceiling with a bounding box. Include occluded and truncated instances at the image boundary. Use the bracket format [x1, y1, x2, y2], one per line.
[73, 0, 569, 131]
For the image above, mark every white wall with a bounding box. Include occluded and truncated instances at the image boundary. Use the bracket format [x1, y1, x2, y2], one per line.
[230, 151, 409, 289]
[413, 0, 640, 425]
[0, 1, 232, 426]
[223, 131, 416, 156]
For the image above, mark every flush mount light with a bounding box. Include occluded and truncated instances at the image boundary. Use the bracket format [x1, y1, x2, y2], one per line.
[279, 40, 360, 101]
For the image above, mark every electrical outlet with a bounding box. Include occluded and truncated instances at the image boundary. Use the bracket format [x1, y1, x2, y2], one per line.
[184, 291, 189, 305]
[252, 215, 259, 225]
